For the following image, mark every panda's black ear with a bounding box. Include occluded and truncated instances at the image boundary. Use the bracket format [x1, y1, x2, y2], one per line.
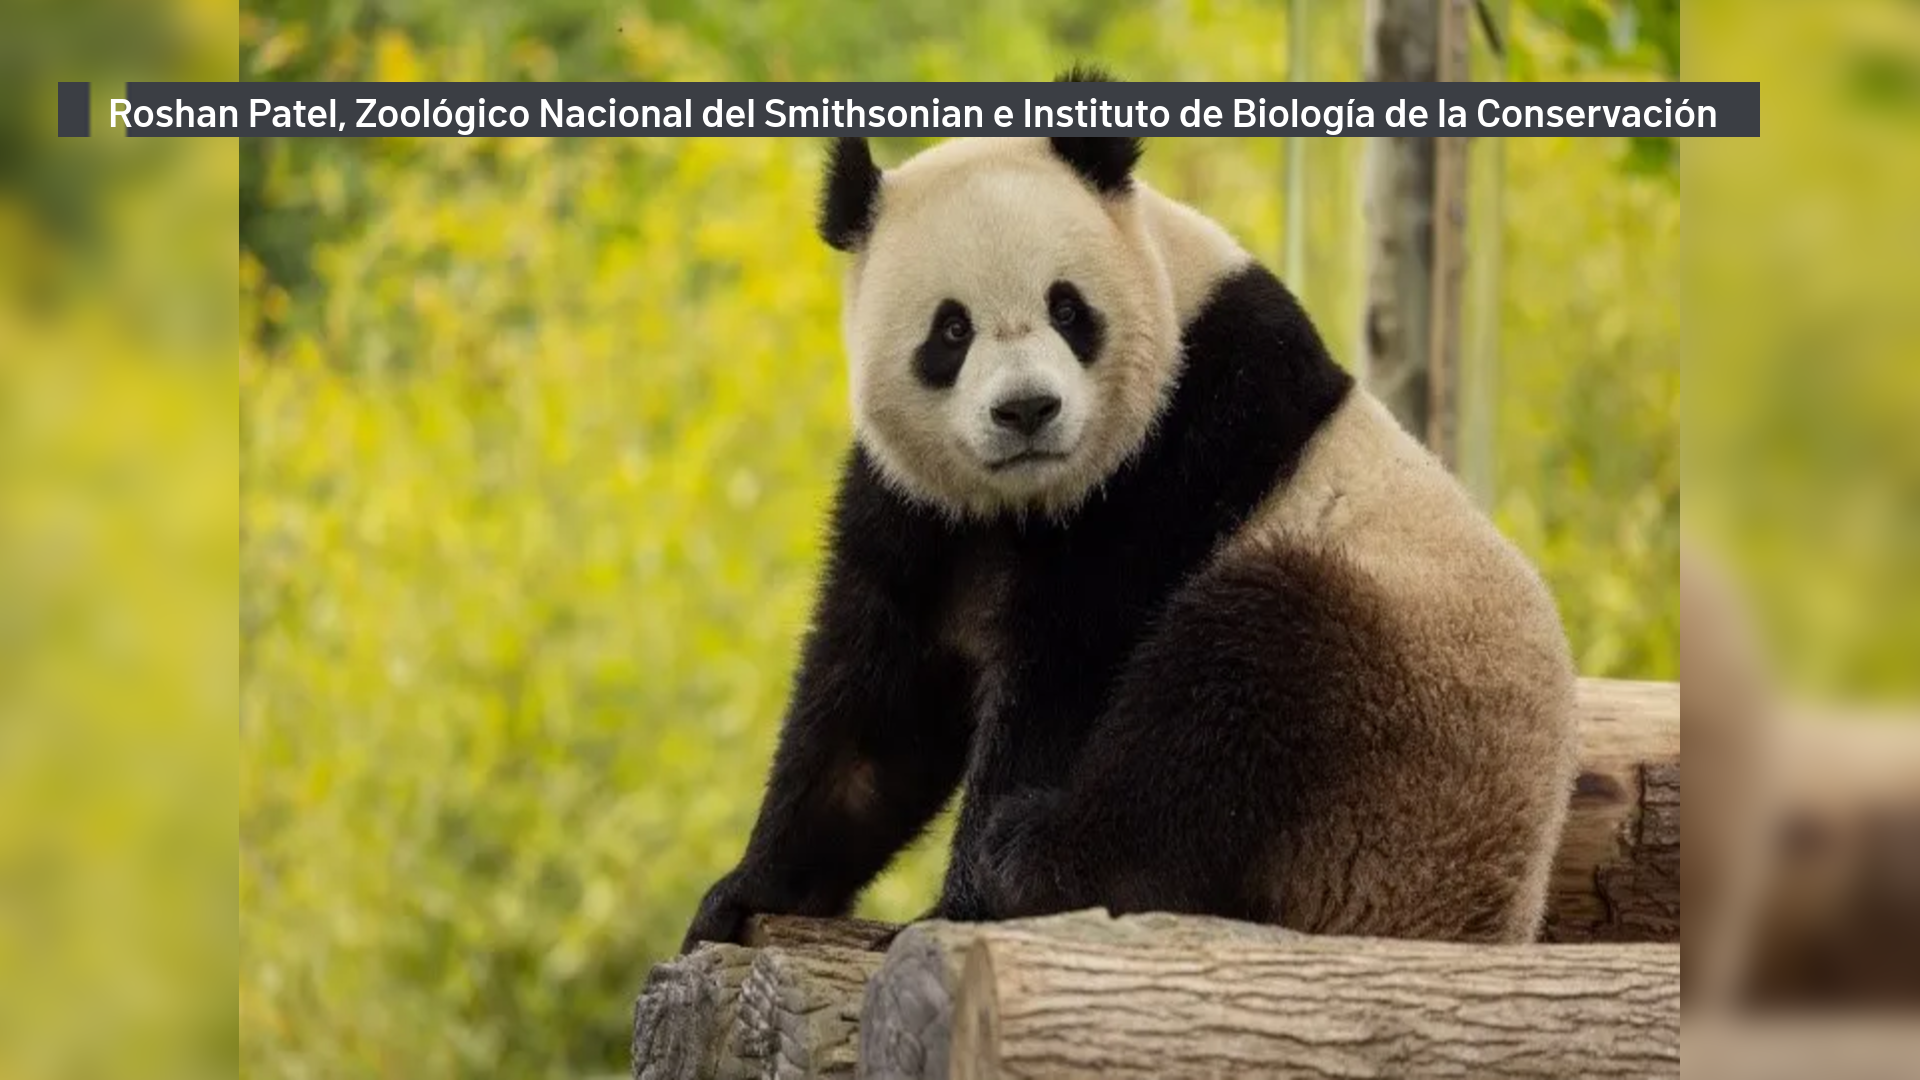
[818, 137, 882, 252]
[1049, 136, 1143, 195]
[1055, 62, 1118, 84]
[1048, 66, 1141, 195]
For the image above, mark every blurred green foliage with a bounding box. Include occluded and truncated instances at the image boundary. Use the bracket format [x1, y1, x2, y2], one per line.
[1522, 0, 1680, 174]
[1686, 0, 1920, 698]
[237, 1, 1680, 1076]
[1, 0, 237, 1066]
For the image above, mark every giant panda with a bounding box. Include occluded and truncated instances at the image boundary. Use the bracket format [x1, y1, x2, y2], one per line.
[681, 89, 1579, 952]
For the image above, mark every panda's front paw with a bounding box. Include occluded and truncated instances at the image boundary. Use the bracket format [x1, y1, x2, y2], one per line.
[977, 788, 1077, 918]
[680, 868, 760, 954]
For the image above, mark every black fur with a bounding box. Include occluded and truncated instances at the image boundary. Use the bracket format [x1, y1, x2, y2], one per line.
[1055, 62, 1118, 84]
[680, 444, 976, 950]
[1048, 137, 1142, 195]
[818, 137, 881, 252]
[682, 263, 1354, 949]
[1047, 281, 1104, 365]
[1048, 65, 1141, 195]
[974, 545, 1413, 922]
[913, 299, 973, 388]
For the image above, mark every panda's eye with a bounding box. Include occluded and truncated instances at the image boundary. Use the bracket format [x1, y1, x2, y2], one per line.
[1047, 282, 1087, 330]
[940, 313, 973, 346]
[915, 300, 974, 388]
[1046, 281, 1104, 367]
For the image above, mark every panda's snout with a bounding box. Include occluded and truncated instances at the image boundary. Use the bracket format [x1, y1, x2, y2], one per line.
[957, 336, 1085, 472]
[989, 393, 1062, 438]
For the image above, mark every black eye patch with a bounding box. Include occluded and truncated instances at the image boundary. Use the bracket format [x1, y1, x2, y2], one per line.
[1047, 281, 1105, 366]
[914, 299, 972, 388]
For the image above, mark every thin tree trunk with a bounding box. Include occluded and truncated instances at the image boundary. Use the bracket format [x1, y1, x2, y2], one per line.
[1362, 0, 1474, 468]
[1426, 0, 1472, 471]
[1361, 0, 1439, 440]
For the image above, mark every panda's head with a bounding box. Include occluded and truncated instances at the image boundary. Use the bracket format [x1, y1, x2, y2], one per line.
[819, 133, 1180, 519]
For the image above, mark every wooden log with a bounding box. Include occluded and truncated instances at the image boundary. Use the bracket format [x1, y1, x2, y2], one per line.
[858, 921, 978, 1080]
[735, 945, 887, 1079]
[747, 915, 902, 953]
[1544, 678, 1681, 943]
[859, 910, 1678, 1080]
[632, 944, 759, 1080]
[858, 912, 1293, 1080]
[955, 931, 1678, 1079]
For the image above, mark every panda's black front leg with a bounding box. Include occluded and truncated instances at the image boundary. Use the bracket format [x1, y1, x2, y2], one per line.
[679, 451, 977, 953]
[680, 614, 976, 953]
[918, 878, 992, 924]
[975, 787, 1097, 918]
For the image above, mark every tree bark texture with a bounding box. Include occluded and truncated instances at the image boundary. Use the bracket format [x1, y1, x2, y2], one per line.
[1362, 0, 1477, 469]
[634, 939, 887, 1080]
[633, 944, 758, 1080]
[1544, 679, 1681, 943]
[859, 912, 1678, 1079]
[1361, 0, 1439, 442]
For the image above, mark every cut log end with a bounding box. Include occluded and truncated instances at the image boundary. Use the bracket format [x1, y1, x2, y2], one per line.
[737, 945, 884, 1079]
[632, 945, 756, 1080]
[857, 926, 960, 1080]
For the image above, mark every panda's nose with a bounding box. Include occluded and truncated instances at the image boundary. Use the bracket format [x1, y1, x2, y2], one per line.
[990, 393, 1062, 437]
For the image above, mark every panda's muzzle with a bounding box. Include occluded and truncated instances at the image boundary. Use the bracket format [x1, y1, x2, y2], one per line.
[962, 338, 1083, 475]
[986, 448, 1069, 472]
[989, 393, 1063, 438]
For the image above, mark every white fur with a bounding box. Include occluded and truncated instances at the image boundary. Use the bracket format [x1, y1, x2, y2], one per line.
[945, 325, 1089, 470]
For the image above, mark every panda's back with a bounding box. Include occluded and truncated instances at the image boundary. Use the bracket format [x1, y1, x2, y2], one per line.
[1219, 388, 1580, 940]
[1235, 389, 1574, 690]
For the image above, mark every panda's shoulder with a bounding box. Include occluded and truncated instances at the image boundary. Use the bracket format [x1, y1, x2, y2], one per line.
[1177, 262, 1315, 346]
[824, 443, 970, 581]
[1152, 258, 1353, 495]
